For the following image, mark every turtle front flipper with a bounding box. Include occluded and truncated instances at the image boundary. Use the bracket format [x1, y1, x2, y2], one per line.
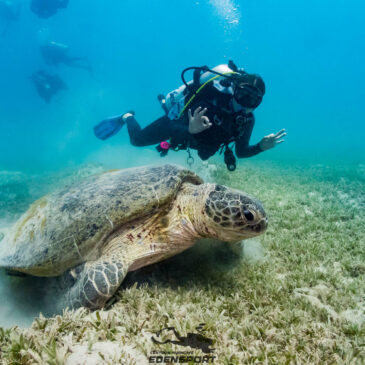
[62, 258, 127, 310]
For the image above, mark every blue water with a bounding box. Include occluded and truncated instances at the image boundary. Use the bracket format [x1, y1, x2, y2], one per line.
[0, 0, 365, 329]
[0, 0, 364, 172]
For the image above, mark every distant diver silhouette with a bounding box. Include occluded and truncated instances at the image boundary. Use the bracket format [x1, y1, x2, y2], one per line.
[0, 0, 21, 36]
[0, 0, 20, 21]
[31, 70, 67, 103]
[40, 41, 93, 76]
[30, 0, 68, 19]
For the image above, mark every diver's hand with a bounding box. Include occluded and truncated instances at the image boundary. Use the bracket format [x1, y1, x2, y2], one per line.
[188, 107, 212, 134]
[259, 129, 286, 151]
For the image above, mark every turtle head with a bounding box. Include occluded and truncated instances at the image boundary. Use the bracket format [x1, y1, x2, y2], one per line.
[199, 184, 268, 241]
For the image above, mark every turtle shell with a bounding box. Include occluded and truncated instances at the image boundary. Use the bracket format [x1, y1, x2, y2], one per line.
[0, 165, 203, 276]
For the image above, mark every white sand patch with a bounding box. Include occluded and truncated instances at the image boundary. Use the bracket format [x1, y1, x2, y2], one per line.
[340, 277, 354, 285]
[294, 285, 339, 320]
[295, 284, 365, 326]
[242, 239, 265, 263]
[66, 341, 148, 365]
[316, 263, 353, 287]
[194, 161, 218, 182]
[341, 297, 365, 326]
[315, 265, 328, 274]
[275, 273, 287, 281]
[331, 262, 343, 274]
[304, 208, 313, 215]
[313, 283, 331, 296]
[337, 191, 349, 201]
[341, 309, 365, 326]
[348, 198, 360, 208]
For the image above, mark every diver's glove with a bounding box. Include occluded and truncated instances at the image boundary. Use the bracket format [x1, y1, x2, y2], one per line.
[259, 129, 286, 150]
[188, 107, 212, 134]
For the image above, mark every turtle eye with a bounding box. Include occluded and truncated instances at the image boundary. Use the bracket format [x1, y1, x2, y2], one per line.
[243, 209, 254, 221]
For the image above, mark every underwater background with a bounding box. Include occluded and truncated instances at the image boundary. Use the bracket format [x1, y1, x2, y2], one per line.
[0, 1, 364, 359]
[1, 0, 364, 173]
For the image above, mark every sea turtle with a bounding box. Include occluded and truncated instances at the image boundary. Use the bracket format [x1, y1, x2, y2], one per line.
[0, 164, 267, 310]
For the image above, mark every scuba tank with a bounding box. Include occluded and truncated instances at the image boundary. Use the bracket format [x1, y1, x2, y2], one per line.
[161, 64, 237, 120]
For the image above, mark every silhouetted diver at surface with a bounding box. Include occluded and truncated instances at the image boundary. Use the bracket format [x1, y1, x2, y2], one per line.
[31, 70, 67, 103]
[40, 41, 93, 75]
[30, 0, 68, 19]
[0, 0, 20, 35]
[0, 0, 20, 21]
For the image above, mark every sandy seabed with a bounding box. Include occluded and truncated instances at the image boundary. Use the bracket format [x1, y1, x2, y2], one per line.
[0, 160, 364, 364]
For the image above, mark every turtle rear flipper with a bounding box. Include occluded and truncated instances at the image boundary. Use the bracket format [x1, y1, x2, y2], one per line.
[62, 257, 128, 310]
[5, 269, 29, 277]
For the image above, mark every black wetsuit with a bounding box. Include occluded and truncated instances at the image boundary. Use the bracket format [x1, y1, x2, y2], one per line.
[125, 82, 262, 161]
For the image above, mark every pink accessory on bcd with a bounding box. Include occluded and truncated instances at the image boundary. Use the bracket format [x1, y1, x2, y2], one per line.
[160, 141, 171, 150]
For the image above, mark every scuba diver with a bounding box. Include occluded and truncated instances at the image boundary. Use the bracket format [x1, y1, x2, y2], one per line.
[94, 60, 286, 171]
[40, 41, 93, 75]
[0, 0, 20, 21]
[0, 0, 20, 35]
[30, 0, 68, 19]
[31, 70, 67, 103]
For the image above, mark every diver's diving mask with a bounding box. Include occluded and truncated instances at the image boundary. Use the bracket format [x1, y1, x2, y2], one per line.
[233, 82, 264, 109]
